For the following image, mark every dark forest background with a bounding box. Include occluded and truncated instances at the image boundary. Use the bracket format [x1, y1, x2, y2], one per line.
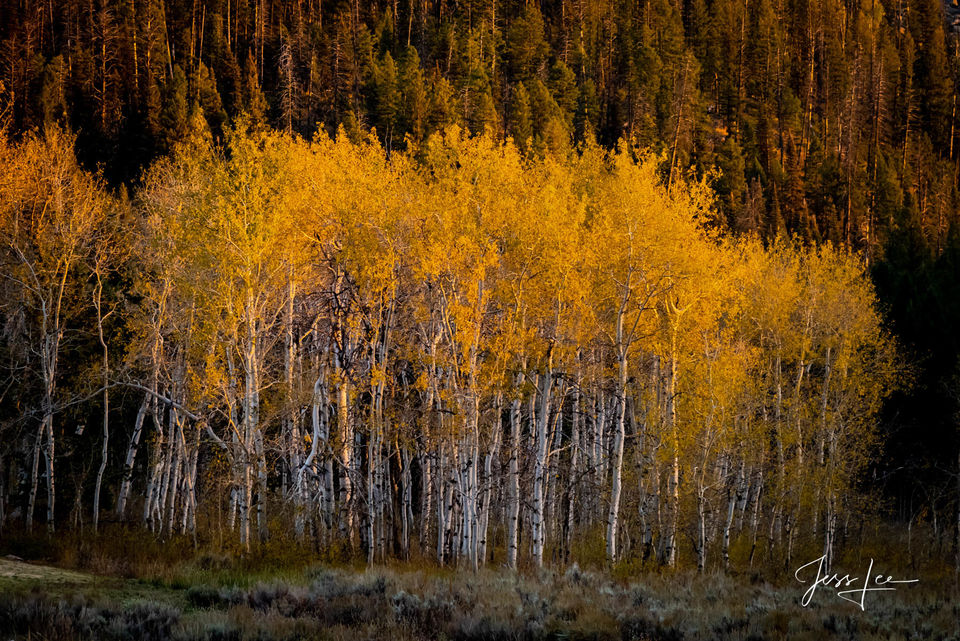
[1, 0, 959, 534]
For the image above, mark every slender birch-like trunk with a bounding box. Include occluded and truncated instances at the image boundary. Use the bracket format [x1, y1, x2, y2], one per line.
[821, 348, 835, 570]
[367, 426, 377, 565]
[532, 361, 552, 568]
[116, 392, 150, 517]
[665, 317, 681, 567]
[607, 358, 627, 563]
[506, 373, 522, 569]
[163, 407, 183, 536]
[607, 290, 630, 563]
[749, 465, 764, 566]
[565, 377, 580, 558]
[696, 481, 707, 572]
[92, 274, 110, 533]
[437, 445, 447, 564]
[722, 458, 745, 569]
[301, 370, 326, 534]
[42, 328, 60, 533]
[479, 394, 502, 564]
[440, 450, 456, 564]
[26, 422, 43, 532]
[594, 388, 607, 521]
[337, 358, 353, 544]
[545, 384, 565, 552]
[142, 398, 165, 530]
[284, 272, 304, 537]
[400, 445, 413, 559]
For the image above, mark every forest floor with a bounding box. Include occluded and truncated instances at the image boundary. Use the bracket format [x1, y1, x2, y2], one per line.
[0, 537, 958, 641]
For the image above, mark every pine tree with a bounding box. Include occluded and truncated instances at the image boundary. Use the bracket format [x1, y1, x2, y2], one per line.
[716, 135, 748, 230]
[243, 52, 269, 128]
[508, 82, 533, 150]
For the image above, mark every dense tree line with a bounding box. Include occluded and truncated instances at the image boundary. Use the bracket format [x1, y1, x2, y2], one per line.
[2, 0, 959, 253]
[0, 124, 899, 571]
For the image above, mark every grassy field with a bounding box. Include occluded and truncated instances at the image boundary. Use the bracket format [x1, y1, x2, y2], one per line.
[0, 531, 957, 641]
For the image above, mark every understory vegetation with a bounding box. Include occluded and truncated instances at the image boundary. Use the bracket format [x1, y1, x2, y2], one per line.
[0, 524, 957, 641]
[0, 556, 957, 641]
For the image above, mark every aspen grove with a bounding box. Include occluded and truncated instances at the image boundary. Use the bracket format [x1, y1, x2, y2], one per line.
[0, 122, 898, 571]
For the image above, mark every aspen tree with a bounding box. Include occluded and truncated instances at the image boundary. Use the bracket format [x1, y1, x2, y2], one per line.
[0, 122, 907, 565]
[141, 118, 306, 547]
[0, 128, 112, 534]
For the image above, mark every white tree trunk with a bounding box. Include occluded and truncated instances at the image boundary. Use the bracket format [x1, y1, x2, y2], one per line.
[420, 451, 433, 551]
[26, 423, 43, 532]
[337, 372, 353, 543]
[506, 379, 522, 570]
[722, 458, 745, 569]
[116, 392, 151, 517]
[401, 445, 413, 559]
[532, 365, 552, 567]
[565, 380, 580, 558]
[92, 276, 110, 533]
[594, 390, 607, 521]
[748, 465, 764, 566]
[606, 354, 628, 563]
[42, 335, 58, 534]
[665, 325, 680, 567]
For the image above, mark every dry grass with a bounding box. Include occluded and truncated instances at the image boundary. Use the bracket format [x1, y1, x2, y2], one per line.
[0, 559, 957, 640]
[0, 557, 93, 583]
[1, 525, 958, 640]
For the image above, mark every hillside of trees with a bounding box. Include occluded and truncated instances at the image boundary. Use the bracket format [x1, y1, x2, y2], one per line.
[3, 0, 960, 248]
[0, 0, 958, 568]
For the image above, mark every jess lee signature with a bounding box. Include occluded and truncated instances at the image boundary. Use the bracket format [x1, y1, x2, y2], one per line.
[794, 555, 919, 610]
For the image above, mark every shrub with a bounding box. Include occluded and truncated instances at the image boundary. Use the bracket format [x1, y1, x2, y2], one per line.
[619, 614, 683, 641]
[247, 582, 309, 616]
[115, 601, 180, 641]
[186, 584, 224, 609]
[391, 589, 454, 630]
[451, 614, 520, 641]
[0, 594, 180, 641]
[194, 623, 243, 641]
